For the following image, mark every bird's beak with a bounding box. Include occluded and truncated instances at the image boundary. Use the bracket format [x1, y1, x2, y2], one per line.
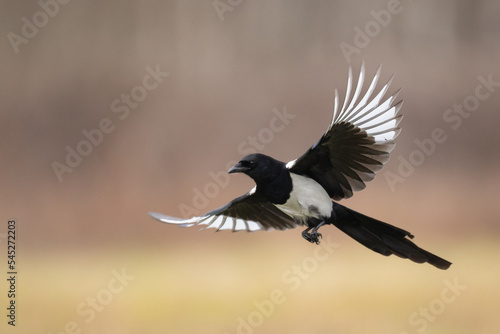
[228, 162, 249, 174]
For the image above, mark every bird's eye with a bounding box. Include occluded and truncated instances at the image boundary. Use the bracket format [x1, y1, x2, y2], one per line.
[241, 160, 255, 168]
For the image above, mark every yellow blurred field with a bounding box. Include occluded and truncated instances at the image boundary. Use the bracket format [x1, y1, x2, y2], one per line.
[3, 235, 498, 334]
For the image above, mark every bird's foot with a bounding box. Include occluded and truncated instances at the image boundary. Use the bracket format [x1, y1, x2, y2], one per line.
[302, 231, 322, 245]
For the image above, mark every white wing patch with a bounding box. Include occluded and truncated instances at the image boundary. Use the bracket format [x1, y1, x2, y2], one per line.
[328, 62, 402, 144]
[286, 159, 297, 169]
[148, 212, 265, 232]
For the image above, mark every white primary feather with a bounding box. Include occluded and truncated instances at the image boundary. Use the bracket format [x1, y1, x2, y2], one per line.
[329, 63, 402, 143]
[148, 212, 265, 232]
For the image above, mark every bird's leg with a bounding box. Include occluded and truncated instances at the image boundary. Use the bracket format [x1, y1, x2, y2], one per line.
[310, 221, 326, 244]
[302, 221, 326, 245]
[302, 226, 314, 242]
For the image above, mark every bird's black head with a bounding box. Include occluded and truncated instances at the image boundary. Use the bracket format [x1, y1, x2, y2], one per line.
[228, 153, 285, 184]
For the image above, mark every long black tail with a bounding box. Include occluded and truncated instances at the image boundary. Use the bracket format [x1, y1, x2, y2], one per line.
[329, 202, 451, 270]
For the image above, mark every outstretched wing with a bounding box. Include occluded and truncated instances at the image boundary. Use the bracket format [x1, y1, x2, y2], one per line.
[149, 189, 298, 232]
[287, 63, 403, 200]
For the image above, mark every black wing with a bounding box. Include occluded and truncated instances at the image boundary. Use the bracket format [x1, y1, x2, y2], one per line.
[287, 64, 402, 200]
[149, 189, 298, 232]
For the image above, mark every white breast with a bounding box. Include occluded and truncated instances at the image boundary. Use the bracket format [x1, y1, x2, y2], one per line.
[276, 173, 333, 224]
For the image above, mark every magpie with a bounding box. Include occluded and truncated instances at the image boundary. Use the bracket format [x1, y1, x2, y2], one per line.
[150, 64, 451, 270]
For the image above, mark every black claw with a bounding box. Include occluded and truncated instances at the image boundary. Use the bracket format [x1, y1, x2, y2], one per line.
[302, 231, 322, 244]
[311, 232, 322, 245]
[302, 223, 325, 245]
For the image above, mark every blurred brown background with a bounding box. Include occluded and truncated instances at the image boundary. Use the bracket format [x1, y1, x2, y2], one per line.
[1, 1, 500, 333]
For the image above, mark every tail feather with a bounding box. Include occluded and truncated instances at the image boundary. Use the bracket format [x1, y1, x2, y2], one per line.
[330, 202, 451, 270]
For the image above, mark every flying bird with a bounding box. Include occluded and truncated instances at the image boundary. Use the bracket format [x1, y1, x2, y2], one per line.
[150, 64, 451, 270]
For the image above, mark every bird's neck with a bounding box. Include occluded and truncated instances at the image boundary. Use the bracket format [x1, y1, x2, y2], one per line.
[255, 166, 292, 205]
